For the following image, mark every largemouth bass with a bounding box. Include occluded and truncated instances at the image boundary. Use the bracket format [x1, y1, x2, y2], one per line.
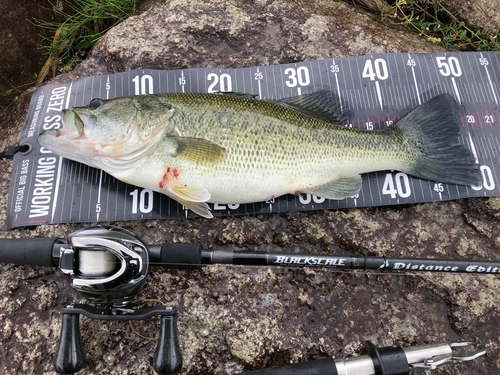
[38, 91, 481, 218]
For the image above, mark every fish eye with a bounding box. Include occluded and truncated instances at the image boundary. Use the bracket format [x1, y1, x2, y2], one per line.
[89, 98, 104, 110]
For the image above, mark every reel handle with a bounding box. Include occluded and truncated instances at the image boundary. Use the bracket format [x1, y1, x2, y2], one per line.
[53, 313, 85, 374]
[153, 313, 183, 375]
[53, 304, 183, 375]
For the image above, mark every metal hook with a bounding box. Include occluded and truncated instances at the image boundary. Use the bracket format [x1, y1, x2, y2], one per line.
[449, 342, 487, 362]
[410, 342, 486, 370]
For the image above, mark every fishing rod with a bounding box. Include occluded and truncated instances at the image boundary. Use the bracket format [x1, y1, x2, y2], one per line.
[218, 341, 486, 375]
[0, 225, 496, 374]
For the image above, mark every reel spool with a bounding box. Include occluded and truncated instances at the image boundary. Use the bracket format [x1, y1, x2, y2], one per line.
[59, 225, 149, 303]
[54, 226, 182, 375]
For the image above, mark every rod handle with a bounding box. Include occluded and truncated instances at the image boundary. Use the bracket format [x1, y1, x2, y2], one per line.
[218, 357, 338, 375]
[149, 243, 204, 270]
[0, 237, 60, 267]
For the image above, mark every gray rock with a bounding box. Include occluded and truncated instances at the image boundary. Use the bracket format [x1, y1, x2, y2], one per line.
[0, 0, 67, 107]
[440, 0, 499, 37]
[50, 0, 446, 82]
[1, 1, 499, 374]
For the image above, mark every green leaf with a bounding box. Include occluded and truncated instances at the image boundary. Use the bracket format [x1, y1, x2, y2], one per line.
[76, 38, 96, 50]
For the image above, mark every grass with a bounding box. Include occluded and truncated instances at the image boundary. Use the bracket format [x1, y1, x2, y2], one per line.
[33, 0, 139, 83]
[1, 0, 138, 116]
[381, 0, 500, 51]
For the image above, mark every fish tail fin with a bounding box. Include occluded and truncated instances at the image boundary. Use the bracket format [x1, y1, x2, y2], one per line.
[393, 93, 481, 186]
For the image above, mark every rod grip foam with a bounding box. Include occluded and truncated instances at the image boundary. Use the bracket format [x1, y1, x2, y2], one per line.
[0, 237, 59, 267]
[156, 243, 204, 269]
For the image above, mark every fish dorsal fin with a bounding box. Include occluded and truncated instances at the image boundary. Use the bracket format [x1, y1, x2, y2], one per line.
[165, 136, 226, 164]
[274, 90, 352, 124]
[303, 175, 362, 200]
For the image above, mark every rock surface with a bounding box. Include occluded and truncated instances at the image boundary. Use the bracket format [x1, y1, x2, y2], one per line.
[0, 0, 68, 107]
[1, 1, 499, 374]
[440, 0, 499, 36]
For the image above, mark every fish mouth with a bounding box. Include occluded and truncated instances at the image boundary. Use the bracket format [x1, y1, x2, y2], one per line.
[49, 108, 97, 140]
[38, 109, 88, 140]
[62, 109, 85, 139]
[38, 109, 94, 158]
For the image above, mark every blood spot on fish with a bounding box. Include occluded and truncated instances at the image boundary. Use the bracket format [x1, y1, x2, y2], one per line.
[159, 168, 179, 189]
[159, 174, 167, 189]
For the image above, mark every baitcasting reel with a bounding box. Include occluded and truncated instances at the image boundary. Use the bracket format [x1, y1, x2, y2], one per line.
[54, 226, 182, 375]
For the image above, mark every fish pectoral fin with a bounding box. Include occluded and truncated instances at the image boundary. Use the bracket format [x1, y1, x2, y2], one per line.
[167, 136, 226, 164]
[303, 175, 362, 200]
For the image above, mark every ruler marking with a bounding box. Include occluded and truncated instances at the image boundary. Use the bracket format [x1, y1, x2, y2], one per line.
[469, 74, 480, 103]
[273, 64, 281, 100]
[484, 136, 499, 190]
[375, 81, 383, 110]
[365, 83, 373, 110]
[342, 58, 353, 109]
[408, 53, 421, 105]
[403, 85, 410, 108]
[257, 67, 262, 98]
[468, 132, 480, 163]
[467, 53, 484, 104]
[478, 84, 488, 105]
[65, 82, 73, 109]
[353, 58, 363, 109]
[50, 156, 64, 222]
[348, 90, 355, 120]
[387, 85, 394, 111]
[332, 59, 343, 113]
[480, 52, 499, 105]
[392, 54, 404, 108]
[490, 52, 500, 100]
[96, 169, 103, 221]
[106, 76, 110, 100]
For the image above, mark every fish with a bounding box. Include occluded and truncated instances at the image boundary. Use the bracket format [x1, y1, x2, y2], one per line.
[38, 90, 481, 218]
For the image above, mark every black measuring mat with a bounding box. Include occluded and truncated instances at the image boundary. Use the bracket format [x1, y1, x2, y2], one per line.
[7, 52, 500, 228]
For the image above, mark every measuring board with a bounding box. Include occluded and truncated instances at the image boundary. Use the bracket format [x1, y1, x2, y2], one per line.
[7, 52, 500, 228]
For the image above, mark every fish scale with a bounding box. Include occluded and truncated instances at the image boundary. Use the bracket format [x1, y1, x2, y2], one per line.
[38, 90, 481, 218]
[165, 94, 398, 169]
